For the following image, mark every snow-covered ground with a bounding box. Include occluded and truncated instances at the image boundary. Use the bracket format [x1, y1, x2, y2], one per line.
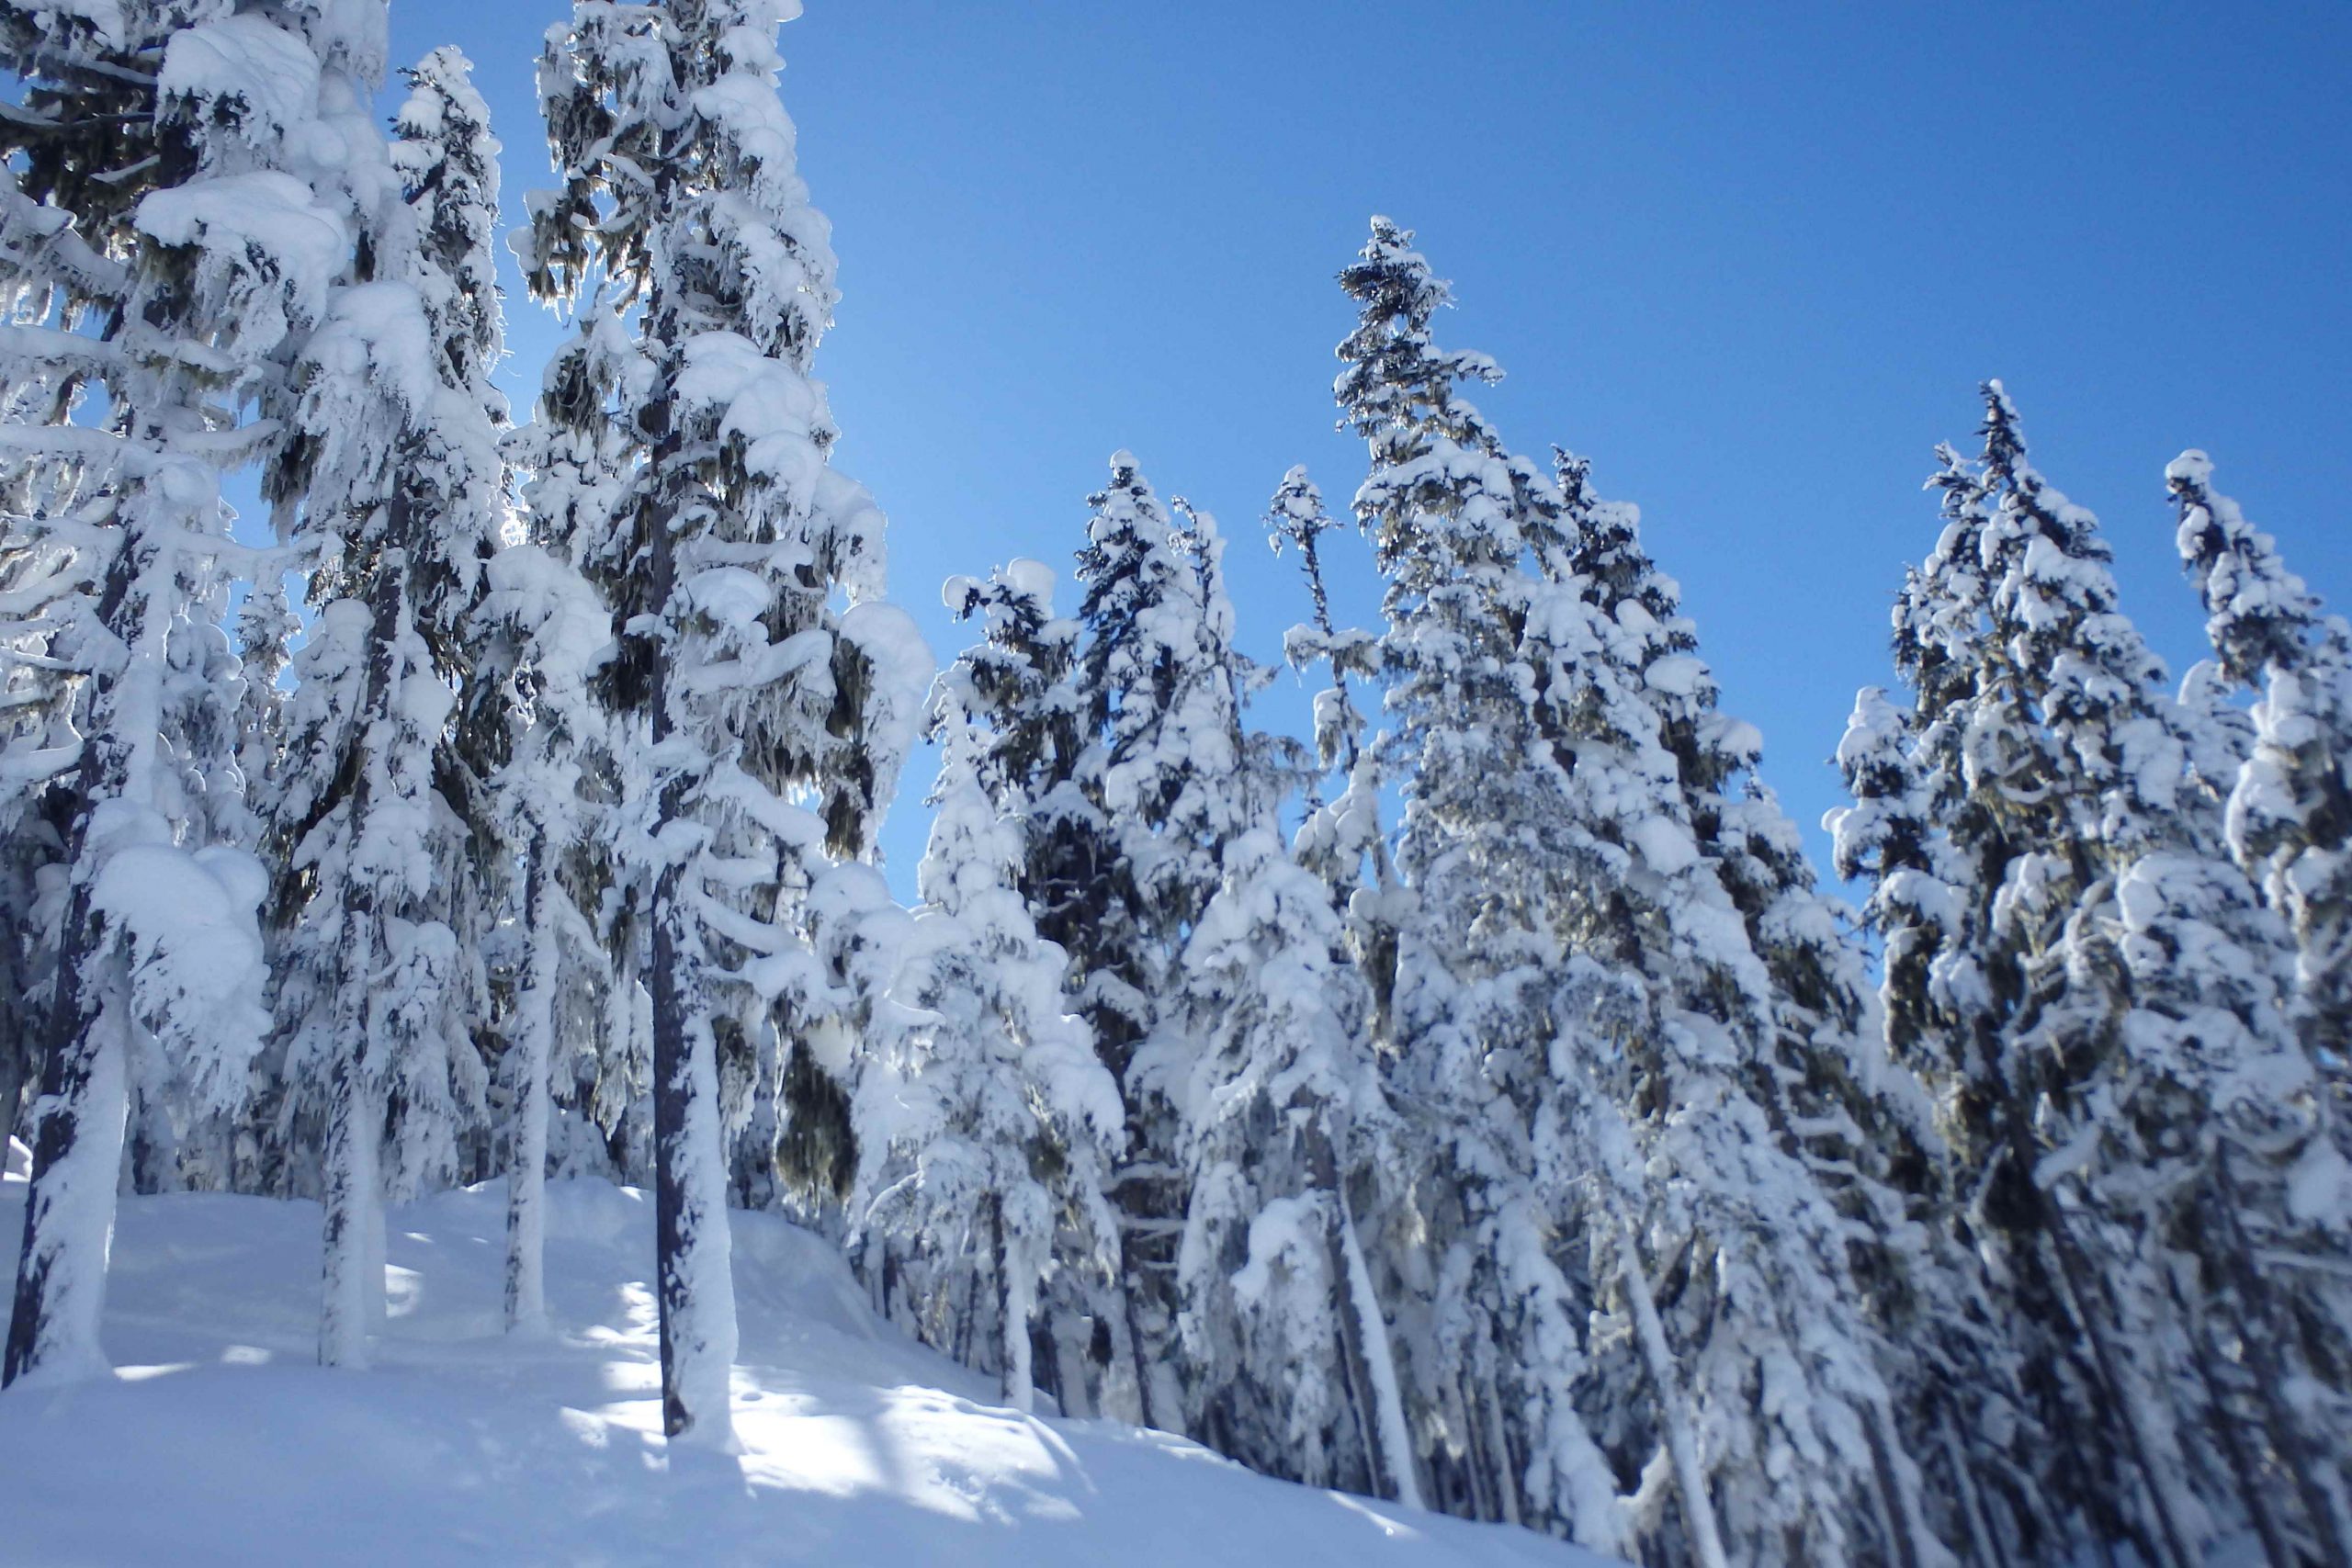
[0, 1169, 1608, 1567]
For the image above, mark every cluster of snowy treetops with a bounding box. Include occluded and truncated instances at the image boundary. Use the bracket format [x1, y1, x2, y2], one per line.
[2, 5, 2346, 1567]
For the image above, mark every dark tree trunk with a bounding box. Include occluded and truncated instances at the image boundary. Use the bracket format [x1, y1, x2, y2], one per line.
[6, 524, 142, 1387]
[649, 837, 695, 1438]
[640, 331, 732, 1445]
[645, 385, 696, 1438]
[1303, 1115, 1407, 1504]
[0, 1006, 26, 1160]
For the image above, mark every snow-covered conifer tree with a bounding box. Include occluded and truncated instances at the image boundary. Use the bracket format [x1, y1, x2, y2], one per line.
[1269, 468, 1395, 976]
[523, 0, 924, 1441]
[1988, 393, 2347, 1568]
[2173, 451, 2352, 1086]
[1853, 416, 2165, 1563]
[1172, 813, 1419, 1502]
[394, 50, 524, 1195]
[1333, 219, 1624, 1549]
[1826, 687, 2057, 1565]
[503, 308, 653, 1193]
[478, 542, 609, 1333]
[0, 10, 128, 1162]
[3, 0, 340, 1385]
[2167, 450, 2352, 1565]
[1552, 451, 1956, 1568]
[1517, 443, 1944, 1568]
[910, 559, 1140, 1411]
[1066, 454, 1259, 1427]
[853, 584, 1121, 1411]
[1850, 387, 2351, 1568]
[260, 40, 508, 1368]
[483, 221, 638, 1312]
[1144, 465, 1419, 1502]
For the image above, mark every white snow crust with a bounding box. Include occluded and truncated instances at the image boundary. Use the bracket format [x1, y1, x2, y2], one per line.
[0, 1177, 1611, 1568]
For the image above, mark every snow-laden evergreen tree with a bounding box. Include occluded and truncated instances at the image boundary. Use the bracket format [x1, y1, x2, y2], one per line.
[911, 558, 1144, 1412]
[1849, 385, 2351, 1568]
[258, 41, 508, 1369]
[851, 590, 1122, 1411]
[396, 44, 523, 1195]
[1108, 469, 1415, 1501]
[2167, 451, 2352, 1565]
[1172, 811, 1421, 1502]
[1250, 466, 1432, 1506]
[0, 10, 114, 1158]
[2, 0, 354, 1385]
[1533, 446, 1956, 1561]
[0, 165, 104, 1159]
[504, 308, 652, 1194]
[1333, 218, 1627, 1549]
[126, 547, 261, 1195]
[2173, 451, 2352, 1090]
[1515, 443, 1944, 1568]
[524, 0, 925, 1442]
[477, 540, 609, 1334]
[1856, 418, 2172, 1563]
[1270, 468, 1396, 970]
[1827, 688, 2061, 1565]
[1064, 453, 1260, 1428]
[1994, 395, 2346, 1568]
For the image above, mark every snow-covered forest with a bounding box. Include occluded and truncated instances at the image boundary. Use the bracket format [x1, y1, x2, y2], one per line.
[3, 4, 2348, 1566]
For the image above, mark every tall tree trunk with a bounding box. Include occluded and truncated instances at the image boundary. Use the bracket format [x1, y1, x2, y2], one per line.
[1115, 1221, 1161, 1429]
[1450, 1373, 1493, 1522]
[1939, 1408, 2013, 1568]
[1614, 1209, 1730, 1568]
[1323, 1235, 1378, 1495]
[990, 1195, 1034, 1414]
[1048, 1309, 1093, 1418]
[318, 1015, 380, 1369]
[317, 546, 414, 1370]
[504, 828, 557, 1334]
[648, 852, 737, 1444]
[1089, 1269, 1145, 1425]
[1306, 1118, 1421, 1509]
[1476, 1369, 1522, 1528]
[0, 937, 30, 1157]
[1861, 1395, 1928, 1568]
[643, 378, 737, 1447]
[4, 949, 132, 1386]
[6, 529, 152, 1387]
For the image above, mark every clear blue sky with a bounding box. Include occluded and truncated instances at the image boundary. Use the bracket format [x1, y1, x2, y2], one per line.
[392, 0, 2352, 892]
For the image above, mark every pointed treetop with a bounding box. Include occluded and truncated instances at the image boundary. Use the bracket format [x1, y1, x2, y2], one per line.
[1267, 465, 1329, 544]
[2170, 448, 2335, 687]
[394, 46, 503, 365]
[1337, 216, 1449, 324]
[1335, 216, 1505, 459]
[1267, 466, 1341, 634]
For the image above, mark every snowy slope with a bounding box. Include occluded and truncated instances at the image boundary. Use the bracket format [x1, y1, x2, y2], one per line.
[0, 1173, 1611, 1568]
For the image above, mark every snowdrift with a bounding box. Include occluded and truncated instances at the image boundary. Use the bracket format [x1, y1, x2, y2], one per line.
[0, 1174, 1611, 1567]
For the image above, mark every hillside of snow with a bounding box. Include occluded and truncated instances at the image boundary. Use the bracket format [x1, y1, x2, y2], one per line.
[0, 1171, 1611, 1567]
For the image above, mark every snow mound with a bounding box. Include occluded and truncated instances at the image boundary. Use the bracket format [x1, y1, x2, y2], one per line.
[0, 1178, 1608, 1568]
